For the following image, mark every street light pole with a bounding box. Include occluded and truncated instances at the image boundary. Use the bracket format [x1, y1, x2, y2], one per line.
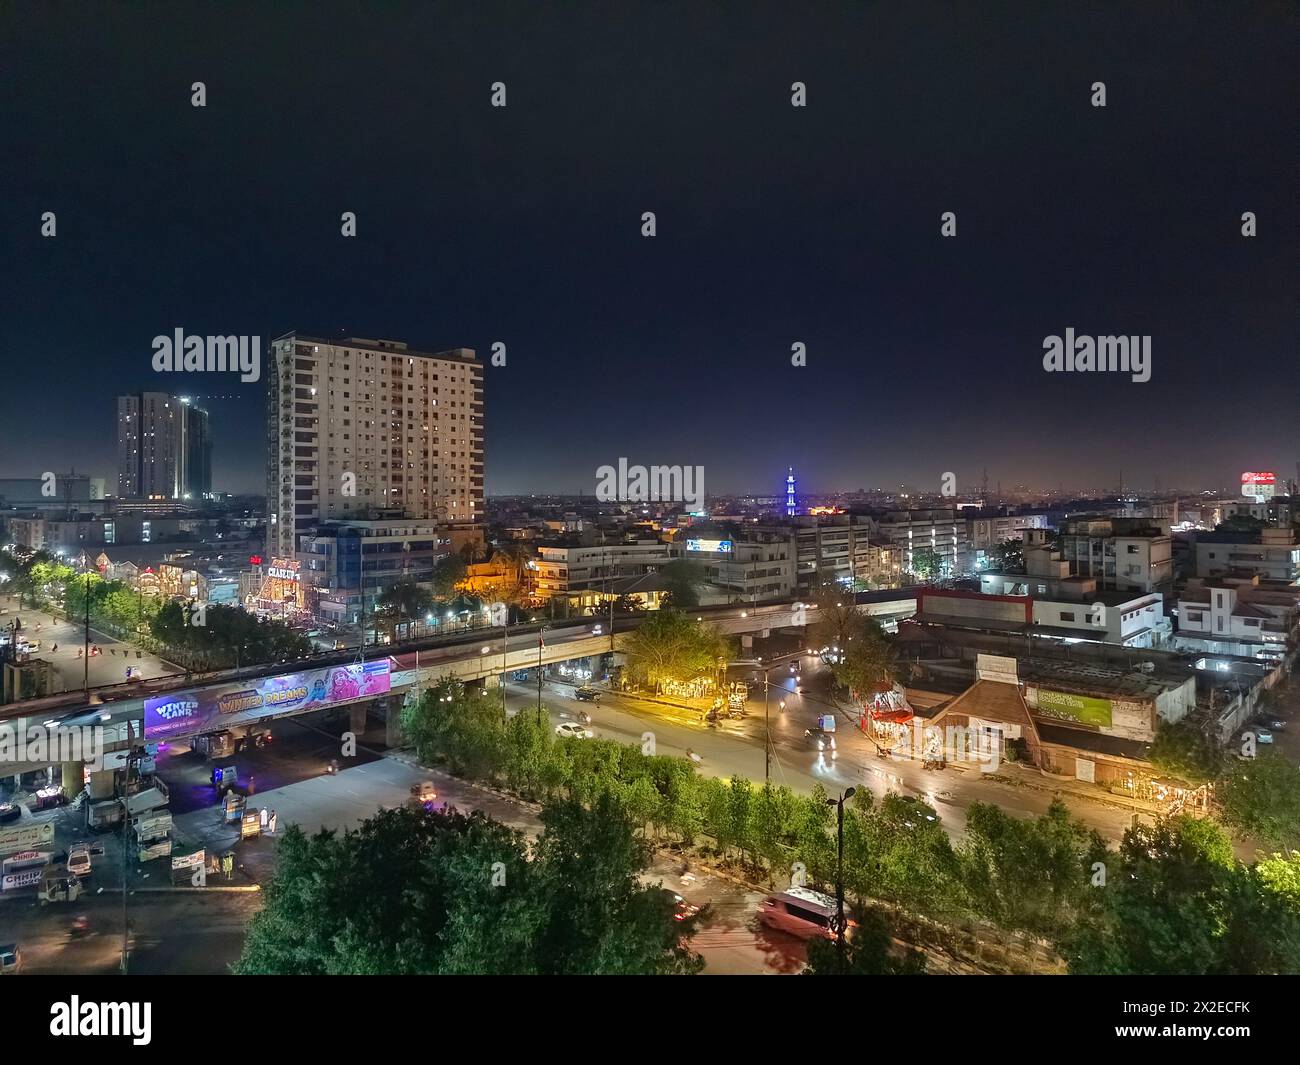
[763, 665, 771, 785]
[83, 571, 90, 692]
[501, 607, 509, 721]
[536, 626, 546, 725]
[120, 741, 137, 974]
[826, 786, 856, 974]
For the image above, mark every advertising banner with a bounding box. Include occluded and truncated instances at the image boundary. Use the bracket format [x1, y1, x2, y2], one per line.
[144, 660, 391, 739]
[1035, 688, 1113, 728]
[2, 868, 45, 891]
[0, 821, 56, 856]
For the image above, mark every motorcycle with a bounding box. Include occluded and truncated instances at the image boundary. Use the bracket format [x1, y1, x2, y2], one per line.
[686, 749, 703, 764]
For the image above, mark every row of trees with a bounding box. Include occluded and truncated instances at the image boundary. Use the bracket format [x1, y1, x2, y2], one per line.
[237, 796, 703, 975]
[1, 549, 311, 671]
[399, 676, 1300, 973]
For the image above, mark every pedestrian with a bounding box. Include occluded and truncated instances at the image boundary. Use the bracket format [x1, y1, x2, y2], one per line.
[259, 806, 268, 829]
[248, 774, 256, 795]
[269, 810, 277, 835]
[110, 648, 116, 656]
[51, 643, 58, 652]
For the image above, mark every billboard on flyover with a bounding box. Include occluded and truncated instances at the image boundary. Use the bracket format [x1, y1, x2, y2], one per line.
[144, 660, 391, 740]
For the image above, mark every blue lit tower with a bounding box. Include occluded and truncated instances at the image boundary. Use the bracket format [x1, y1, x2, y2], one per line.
[786, 467, 797, 517]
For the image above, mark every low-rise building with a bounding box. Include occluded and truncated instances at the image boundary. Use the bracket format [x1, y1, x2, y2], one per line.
[1056, 516, 1173, 593]
[1175, 579, 1294, 660]
[1192, 526, 1299, 582]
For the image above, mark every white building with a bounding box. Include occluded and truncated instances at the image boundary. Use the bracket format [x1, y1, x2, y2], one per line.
[267, 334, 483, 558]
[1175, 582, 1291, 660]
[1056, 517, 1172, 593]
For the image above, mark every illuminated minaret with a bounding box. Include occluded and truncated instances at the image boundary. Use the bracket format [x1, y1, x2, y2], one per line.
[786, 467, 797, 517]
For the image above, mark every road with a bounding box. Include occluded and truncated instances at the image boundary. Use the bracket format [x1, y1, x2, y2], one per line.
[1, 593, 181, 692]
[511, 655, 1137, 843]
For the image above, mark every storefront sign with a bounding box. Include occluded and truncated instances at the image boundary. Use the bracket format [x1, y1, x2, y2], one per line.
[2, 868, 45, 891]
[0, 821, 56, 856]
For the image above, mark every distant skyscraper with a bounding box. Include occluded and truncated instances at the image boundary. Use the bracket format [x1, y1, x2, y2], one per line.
[266, 333, 484, 558]
[786, 467, 797, 517]
[116, 392, 212, 500]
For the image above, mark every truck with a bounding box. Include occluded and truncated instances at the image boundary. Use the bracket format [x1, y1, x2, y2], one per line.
[86, 800, 124, 832]
[122, 783, 169, 819]
[134, 813, 173, 863]
[192, 725, 272, 760]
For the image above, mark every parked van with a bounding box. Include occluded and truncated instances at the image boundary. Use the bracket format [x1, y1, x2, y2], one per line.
[757, 886, 840, 940]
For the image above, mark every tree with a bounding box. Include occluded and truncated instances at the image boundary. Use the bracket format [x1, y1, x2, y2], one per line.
[658, 558, 705, 611]
[959, 799, 1107, 937]
[1149, 720, 1223, 785]
[400, 676, 506, 780]
[804, 905, 926, 975]
[831, 617, 897, 702]
[985, 538, 1025, 573]
[431, 554, 468, 599]
[1216, 751, 1300, 849]
[529, 794, 704, 974]
[908, 546, 943, 583]
[621, 610, 729, 693]
[1062, 815, 1300, 975]
[236, 796, 704, 975]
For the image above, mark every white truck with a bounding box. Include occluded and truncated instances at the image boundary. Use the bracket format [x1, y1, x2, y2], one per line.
[134, 811, 173, 863]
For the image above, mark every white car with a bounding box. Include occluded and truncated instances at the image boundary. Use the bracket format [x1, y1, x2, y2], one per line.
[66, 844, 92, 878]
[555, 721, 594, 739]
[1255, 729, 1274, 745]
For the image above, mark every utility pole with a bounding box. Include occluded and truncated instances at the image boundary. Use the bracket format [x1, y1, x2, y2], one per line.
[83, 571, 91, 692]
[500, 606, 509, 721]
[826, 787, 856, 973]
[120, 739, 137, 974]
[536, 627, 545, 725]
[763, 665, 771, 785]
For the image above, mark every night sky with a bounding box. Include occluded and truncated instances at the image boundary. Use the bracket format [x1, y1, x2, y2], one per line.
[3, 3, 1296, 498]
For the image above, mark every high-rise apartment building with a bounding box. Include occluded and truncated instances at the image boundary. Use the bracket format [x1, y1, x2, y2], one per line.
[267, 333, 484, 558]
[117, 392, 212, 500]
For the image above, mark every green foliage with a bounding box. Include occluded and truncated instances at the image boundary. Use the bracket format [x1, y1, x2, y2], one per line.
[985, 538, 1025, 573]
[148, 601, 311, 668]
[909, 546, 944, 582]
[831, 617, 897, 700]
[236, 799, 701, 975]
[431, 554, 468, 598]
[960, 799, 1107, 937]
[804, 905, 926, 975]
[1149, 720, 1223, 784]
[658, 558, 705, 611]
[622, 609, 730, 692]
[1063, 815, 1300, 974]
[1216, 751, 1300, 849]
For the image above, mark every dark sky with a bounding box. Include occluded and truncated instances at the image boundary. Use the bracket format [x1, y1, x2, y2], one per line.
[2, 2, 1296, 498]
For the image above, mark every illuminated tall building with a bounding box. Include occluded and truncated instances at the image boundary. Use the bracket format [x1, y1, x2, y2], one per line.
[116, 392, 211, 500]
[786, 467, 797, 517]
[266, 333, 484, 558]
